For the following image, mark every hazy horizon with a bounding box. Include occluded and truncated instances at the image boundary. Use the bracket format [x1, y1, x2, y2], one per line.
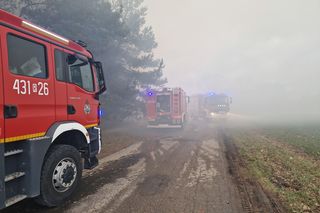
[144, 0, 320, 119]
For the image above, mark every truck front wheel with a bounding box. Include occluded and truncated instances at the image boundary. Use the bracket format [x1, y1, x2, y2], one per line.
[35, 145, 82, 207]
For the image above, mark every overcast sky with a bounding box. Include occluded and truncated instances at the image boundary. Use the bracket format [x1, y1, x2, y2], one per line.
[144, 0, 320, 118]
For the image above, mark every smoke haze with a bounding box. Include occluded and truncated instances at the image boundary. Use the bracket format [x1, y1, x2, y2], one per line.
[144, 0, 320, 121]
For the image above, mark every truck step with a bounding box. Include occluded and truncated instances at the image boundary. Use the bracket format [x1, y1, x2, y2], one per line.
[5, 172, 26, 182]
[5, 194, 27, 207]
[4, 149, 23, 157]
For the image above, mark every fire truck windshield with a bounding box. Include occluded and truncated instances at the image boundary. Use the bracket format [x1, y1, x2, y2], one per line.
[206, 96, 229, 105]
[156, 95, 170, 113]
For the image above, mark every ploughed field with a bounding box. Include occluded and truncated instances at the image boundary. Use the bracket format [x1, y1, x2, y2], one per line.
[2, 119, 319, 213]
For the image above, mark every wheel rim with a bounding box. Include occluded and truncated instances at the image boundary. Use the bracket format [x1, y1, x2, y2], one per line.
[52, 158, 77, 193]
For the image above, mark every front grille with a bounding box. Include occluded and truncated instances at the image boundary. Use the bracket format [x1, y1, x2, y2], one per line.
[157, 115, 171, 124]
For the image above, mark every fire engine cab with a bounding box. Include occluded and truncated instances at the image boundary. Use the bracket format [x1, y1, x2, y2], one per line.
[0, 10, 106, 208]
[146, 88, 188, 128]
[204, 93, 232, 115]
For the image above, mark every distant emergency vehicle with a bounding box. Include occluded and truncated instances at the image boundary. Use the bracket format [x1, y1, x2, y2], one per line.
[145, 88, 189, 128]
[204, 93, 232, 115]
[0, 9, 106, 208]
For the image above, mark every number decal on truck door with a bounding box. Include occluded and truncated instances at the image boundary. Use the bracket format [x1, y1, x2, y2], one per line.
[38, 82, 49, 96]
[13, 79, 49, 96]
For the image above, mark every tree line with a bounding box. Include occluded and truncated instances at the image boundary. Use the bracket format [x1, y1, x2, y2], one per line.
[0, 0, 166, 123]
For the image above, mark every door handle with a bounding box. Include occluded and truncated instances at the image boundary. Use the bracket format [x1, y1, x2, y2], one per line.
[67, 105, 76, 115]
[4, 105, 18, 119]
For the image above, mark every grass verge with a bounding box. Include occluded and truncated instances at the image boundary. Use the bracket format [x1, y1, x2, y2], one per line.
[228, 126, 320, 212]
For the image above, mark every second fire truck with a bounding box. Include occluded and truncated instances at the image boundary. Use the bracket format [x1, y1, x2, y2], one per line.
[145, 88, 189, 128]
[205, 93, 232, 114]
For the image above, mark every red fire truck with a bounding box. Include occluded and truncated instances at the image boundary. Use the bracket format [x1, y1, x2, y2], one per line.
[204, 93, 232, 116]
[145, 88, 188, 128]
[0, 10, 106, 208]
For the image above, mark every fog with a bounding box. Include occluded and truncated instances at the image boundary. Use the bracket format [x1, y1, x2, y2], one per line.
[144, 0, 320, 121]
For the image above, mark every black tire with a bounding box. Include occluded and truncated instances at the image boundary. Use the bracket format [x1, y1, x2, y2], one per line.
[35, 145, 82, 207]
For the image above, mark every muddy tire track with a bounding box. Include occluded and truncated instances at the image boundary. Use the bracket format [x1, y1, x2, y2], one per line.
[0, 122, 278, 213]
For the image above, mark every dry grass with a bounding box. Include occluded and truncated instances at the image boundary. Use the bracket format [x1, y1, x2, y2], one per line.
[262, 126, 320, 159]
[229, 127, 320, 213]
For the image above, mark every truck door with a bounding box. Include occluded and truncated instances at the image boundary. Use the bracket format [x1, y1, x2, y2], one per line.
[64, 51, 99, 126]
[52, 47, 68, 121]
[1, 29, 55, 142]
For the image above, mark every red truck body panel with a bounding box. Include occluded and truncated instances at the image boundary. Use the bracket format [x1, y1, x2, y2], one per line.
[0, 9, 99, 141]
[146, 88, 188, 127]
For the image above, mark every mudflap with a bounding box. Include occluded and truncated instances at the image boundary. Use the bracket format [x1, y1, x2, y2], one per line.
[0, 143, 4, 209]
[84, 127, 101, 170]
[25, 137, 51, 197]
[84, 156, 99, 170]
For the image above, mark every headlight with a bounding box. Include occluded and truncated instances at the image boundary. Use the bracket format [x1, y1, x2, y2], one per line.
[210, 112, 215, 116]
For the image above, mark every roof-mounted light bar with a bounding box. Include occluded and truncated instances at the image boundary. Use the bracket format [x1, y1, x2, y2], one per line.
[22, 20, 69, 45]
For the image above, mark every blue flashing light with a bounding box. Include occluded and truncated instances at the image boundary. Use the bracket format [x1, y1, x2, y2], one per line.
[146, 90, 154, 97]
[208, 92, 215, 96]
[98, 108, 105, 118]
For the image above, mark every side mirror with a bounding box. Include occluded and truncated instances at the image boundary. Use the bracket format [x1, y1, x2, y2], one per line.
[94, 61, 106, 95]
[230, 97, 233, 104]
[187, 96, 190, 103]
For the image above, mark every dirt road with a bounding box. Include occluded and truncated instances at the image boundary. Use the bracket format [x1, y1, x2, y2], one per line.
[2, 121, 278, 213]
